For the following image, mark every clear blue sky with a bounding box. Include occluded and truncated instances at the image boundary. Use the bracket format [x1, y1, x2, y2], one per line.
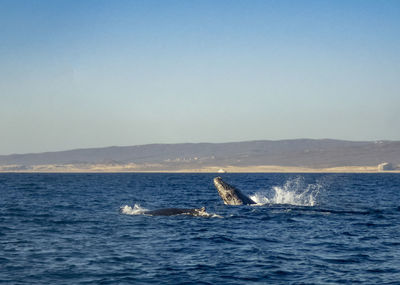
[1, 0, 399, 154]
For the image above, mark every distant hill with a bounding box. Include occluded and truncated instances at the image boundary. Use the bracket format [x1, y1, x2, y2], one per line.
[1, 139, 400, 172]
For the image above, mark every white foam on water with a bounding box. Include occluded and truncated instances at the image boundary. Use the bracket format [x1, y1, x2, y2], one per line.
[250, 176, 323, 207]
[196, 211, 223, 218]
[120, 204, 148, 215]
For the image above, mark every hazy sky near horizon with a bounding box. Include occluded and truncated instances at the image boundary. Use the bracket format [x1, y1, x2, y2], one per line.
[1, 0, 400, 154]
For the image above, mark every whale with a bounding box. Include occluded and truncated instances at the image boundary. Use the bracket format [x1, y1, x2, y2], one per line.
[213, 177, 256, 205]
[143, 207, 206, 216]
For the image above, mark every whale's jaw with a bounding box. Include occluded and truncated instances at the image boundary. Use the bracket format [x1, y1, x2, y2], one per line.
[213, 177, 256, 205]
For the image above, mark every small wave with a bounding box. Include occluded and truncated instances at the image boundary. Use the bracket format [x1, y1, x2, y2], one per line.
[250, 176, 323, 206]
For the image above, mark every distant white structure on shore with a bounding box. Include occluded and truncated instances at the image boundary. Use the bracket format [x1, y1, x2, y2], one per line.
[378, 162, 395, 171]
[218, 169, 227, 173]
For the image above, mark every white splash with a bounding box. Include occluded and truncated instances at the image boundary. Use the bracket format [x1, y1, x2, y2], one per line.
[250, 176, 323, 206]
[120, 204, 148, 215]
[197, 211, 223, 218]
[250, 193, 271, 205]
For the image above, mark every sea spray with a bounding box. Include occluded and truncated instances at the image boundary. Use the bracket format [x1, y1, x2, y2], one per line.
[250, 176, 323, 206]
[120, 204, 148, 215]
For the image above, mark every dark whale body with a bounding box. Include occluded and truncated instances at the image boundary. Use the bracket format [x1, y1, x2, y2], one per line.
[144, 207, 206, 216]
[213, 177, 256, 205]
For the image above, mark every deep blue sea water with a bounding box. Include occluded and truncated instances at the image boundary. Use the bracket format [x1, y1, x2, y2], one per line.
[1, 173, 400, 284]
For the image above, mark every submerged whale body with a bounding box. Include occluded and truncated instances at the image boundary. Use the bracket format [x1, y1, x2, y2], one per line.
[213, 177, 256, 205]
[144, 207, 206, 216]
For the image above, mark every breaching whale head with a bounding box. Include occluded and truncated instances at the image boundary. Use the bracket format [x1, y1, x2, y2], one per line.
[213, 177, 256, 205]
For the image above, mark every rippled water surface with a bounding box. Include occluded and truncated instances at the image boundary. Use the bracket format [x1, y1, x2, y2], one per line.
[1, 173, 400, 284]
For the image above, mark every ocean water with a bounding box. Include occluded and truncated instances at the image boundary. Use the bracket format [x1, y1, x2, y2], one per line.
[1, 173, 400, 284]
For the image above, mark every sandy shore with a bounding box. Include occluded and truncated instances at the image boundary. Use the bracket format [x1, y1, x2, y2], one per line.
[0, 164, 399, 173]
[172, 165, 400, 173]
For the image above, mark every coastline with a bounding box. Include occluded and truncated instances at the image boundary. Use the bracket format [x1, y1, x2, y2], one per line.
[0, 164, 399, 173]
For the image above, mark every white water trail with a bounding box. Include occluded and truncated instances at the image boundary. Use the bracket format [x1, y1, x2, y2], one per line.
[250, 176, 323, 206]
